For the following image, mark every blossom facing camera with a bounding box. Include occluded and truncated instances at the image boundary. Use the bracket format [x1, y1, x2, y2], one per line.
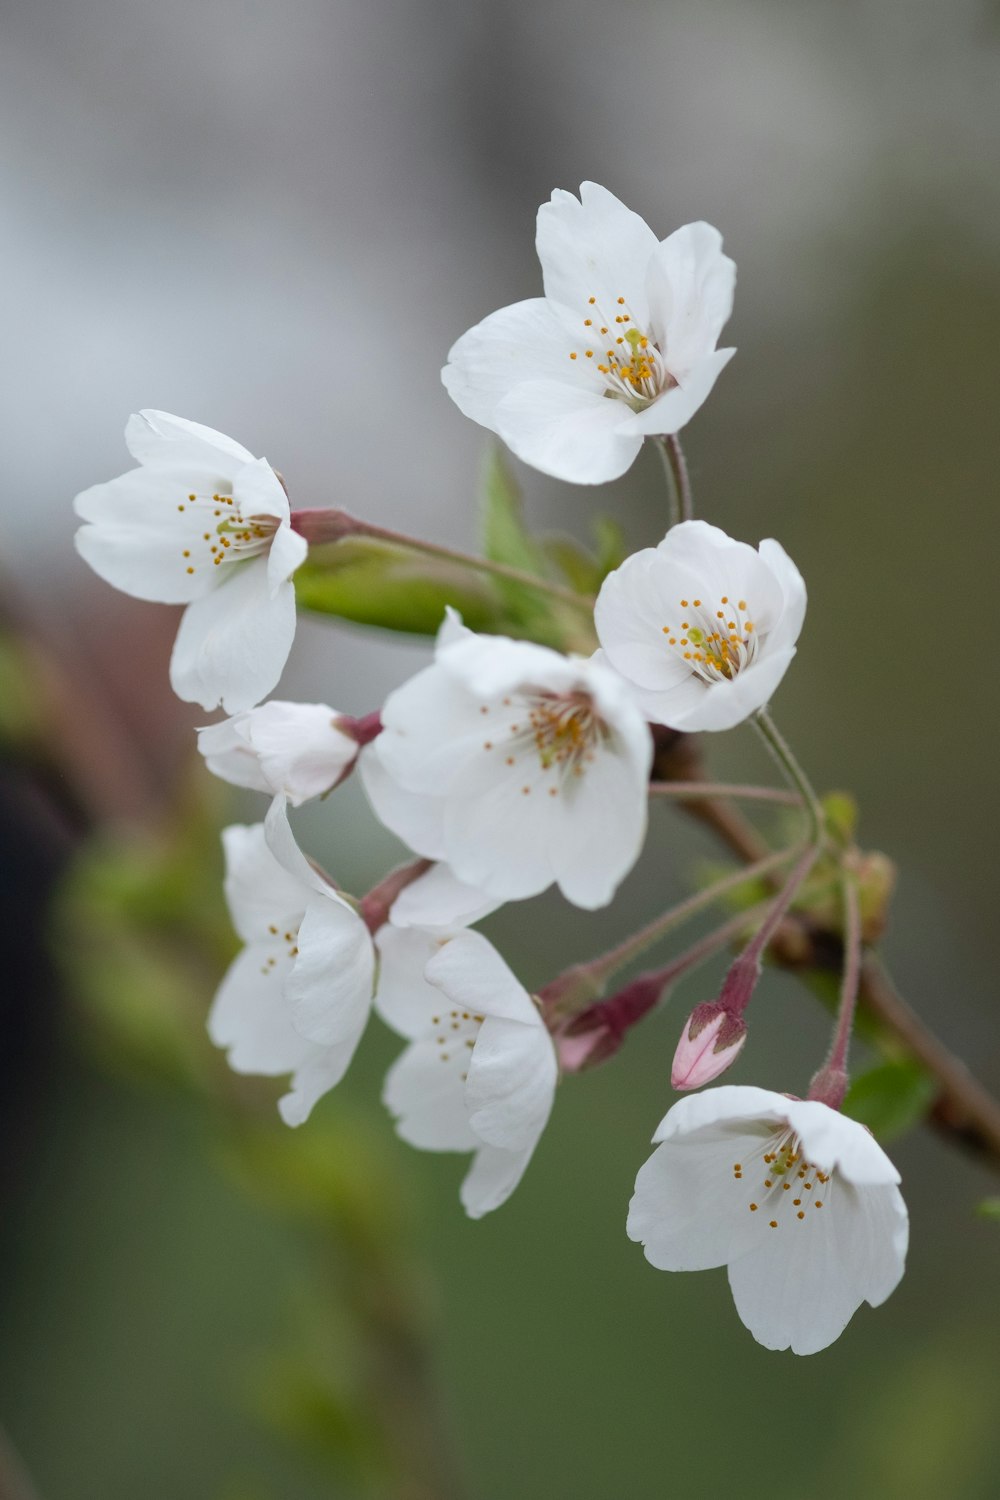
[671, 1003, 747, 1090]
[208, 797, 375, 1125]
[442, 182, 735, 485]
[594, 520, 806, 732]
[360, 611, 653, 909]
[74, 410, 308, 712]
[376, 927, 558, 1218]
[627, 1086, 908, 1355]
[197, 701, 360, 806]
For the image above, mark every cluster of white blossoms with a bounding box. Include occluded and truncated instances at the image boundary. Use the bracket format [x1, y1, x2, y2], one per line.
[73, 182, 908, 1354]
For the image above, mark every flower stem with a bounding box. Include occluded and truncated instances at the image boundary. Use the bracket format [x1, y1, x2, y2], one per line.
[649, 779, 802, 806]
[359, 858, 433, 934]
[808, 873, 862, 1108]
[544, 845, 799, 1014]
[752, 709, 826, 846]
[720, 841, 823, 1016]
[653, 434, 694, 525]
[557, 901, 773, 1067]
[291, 507, 594, 614]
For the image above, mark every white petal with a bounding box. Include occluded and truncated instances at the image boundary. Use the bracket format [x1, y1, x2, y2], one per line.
[286, 892, 375, 1051]
[268, 521, 308, 592]
[727, 1177, 908, 1355]
[370, 660, 486, 793]
[547, 737, 649, 909]
[388, 863, 501, 929]
[125, 409, 254, 473]
[663, 648, 797, 732]
[644, 222, 736, 375]
[622, 348, 735, 436]
[627, 1131, 764, 1272]
[535, 182, 658, 325]
[651, 1085, 791, 1143]
[383, 1040, 479, 1151]
[424, 929, 541, 1026]
[594, 548, 700, 689]
[169, 559, 296, 713]
[460, 1143, 535, 1219]
[441, 763, 558, 900]
[74, 467, 227, 604]
[279, 1050, 353, 1127]
[221, 822, 307, 943]
[495, 379, 644, 485]
[262, 793, 334, 898]
[758, 539, 807, 656]
[200, 701, 357, 806]
[375, 925, 452, 1039]
[465, 1014, 557, 1152]
[442, 298, 599, 430]
[208, 944, 311, 1075]
[784, 1099, 901, 1186]
[358, 750, 447, 860]
[232, 456, 291, 524]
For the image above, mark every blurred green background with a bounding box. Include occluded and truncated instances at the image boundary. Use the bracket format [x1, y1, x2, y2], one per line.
[2, 0, 1000, 1496]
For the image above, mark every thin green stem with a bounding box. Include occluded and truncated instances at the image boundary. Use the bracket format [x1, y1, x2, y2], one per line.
[291, 507, 594, 614]
[809, 873, 862, 1108]
[649, 780, 802, 806]
[653, 434, 694, 525]
[752, 709, 826, 846]
[583, 843, 799, 989]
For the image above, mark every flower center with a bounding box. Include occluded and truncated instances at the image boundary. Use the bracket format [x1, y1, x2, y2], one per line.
[735, 1131, 831, 1229]
[661, 593, 759, 683]
[175, 489, 278, 577]
[478, 690, 607, 797]
[261, 921, 301, 974]
[568, 294, 677, 408]
[429, 1004, 485, 1083]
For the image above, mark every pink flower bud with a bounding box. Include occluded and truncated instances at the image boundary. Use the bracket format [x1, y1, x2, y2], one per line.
[671, 1002, 747, 1091]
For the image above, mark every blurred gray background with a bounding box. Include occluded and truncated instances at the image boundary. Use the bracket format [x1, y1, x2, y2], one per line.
[2, 1, 1000, 1496]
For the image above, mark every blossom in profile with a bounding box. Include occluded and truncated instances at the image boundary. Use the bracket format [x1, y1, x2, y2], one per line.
[627, 1086, 908, 1355]
[376, 927, 558, 1218]
[197, 701, 361, 806]
[360, 611, 653, 909]
[74, 410, 307, 712]
[208, 797, 375, 1125]
[594, 520, 806, 732]
[442, 182, 735, 484]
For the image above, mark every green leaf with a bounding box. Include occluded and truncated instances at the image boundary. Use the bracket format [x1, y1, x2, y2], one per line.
[480, 447, 546, 578]
[295, 536, 509, 637]
[842, 1057, 938, 1141]
[975, 1198, 1000, 1221]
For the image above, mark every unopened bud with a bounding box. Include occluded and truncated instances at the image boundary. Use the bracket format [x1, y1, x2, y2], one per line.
[671, 1002, 747, 1091]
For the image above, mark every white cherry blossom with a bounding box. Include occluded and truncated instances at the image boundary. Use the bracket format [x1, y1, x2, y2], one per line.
[360, 612, 653, 909]
[74, 410, 308, 713]
[442, 182, 735, 485]
[627, 1086, 908, 1355]
[197, 701, 360, 806]
[208, 797, 375, 1125]
[595, 520, 806, 732]
[376, 927, 558, 1218]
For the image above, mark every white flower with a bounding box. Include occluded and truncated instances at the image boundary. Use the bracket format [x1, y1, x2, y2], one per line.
[360, 612, 653, 909]
[627, 1086, 908, 1355]
[208, 796, 375, 1125]
[594, 520, 806, 732]
[74, 410, 308, 713]
[442, 182, 735, 485]
[197, 701, 359, 806]
[376, 927, 558, 1218]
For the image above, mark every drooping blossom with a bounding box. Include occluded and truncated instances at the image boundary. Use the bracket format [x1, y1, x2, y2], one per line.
[197, 701, 360, 806]
[627, 1086, 908, 1355]
[208, 797, 375, 1124]
[74, 410, 307, 712]
[376, 927, 558, 1218]
[360, 611, 653, 909]
[594, 520, 806, 732]
[442, 183, 735, 485]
